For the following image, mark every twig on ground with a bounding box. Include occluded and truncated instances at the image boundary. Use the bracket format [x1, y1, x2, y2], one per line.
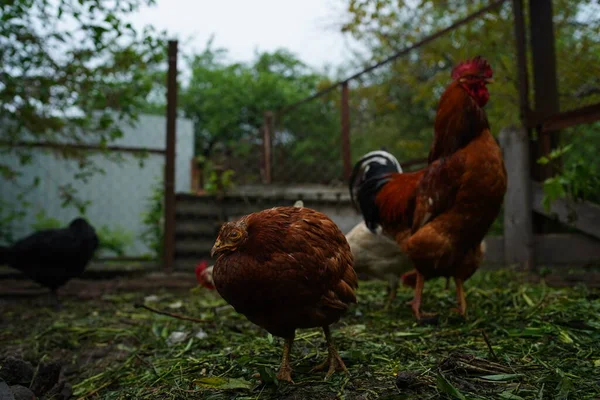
[134, 303, 209, 323]
[481, 330, 498, 361]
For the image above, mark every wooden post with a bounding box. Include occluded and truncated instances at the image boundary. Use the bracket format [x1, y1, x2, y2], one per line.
[340, 82, 351, 180]
[511, 0, 529, 127]
[499, 127, 534, 271]
[163, 40, 178, 273]
[529, 0, 560, 234]
[262, 111, 273, 184]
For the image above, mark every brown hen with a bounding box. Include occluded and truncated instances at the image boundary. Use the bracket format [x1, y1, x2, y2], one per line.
[210, 206, 358, 383]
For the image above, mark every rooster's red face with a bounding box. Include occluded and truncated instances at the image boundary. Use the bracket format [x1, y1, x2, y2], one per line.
[451, 56, 493, 107]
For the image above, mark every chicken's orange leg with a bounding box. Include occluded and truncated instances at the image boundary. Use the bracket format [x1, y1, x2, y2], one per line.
[276, 335, 295, 383]
[310, 325, 348, 379]
[408, 270, 425, 320]
[452, 278, 467, 317]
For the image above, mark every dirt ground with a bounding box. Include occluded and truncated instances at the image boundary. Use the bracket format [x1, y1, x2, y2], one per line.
[1, 269, 599, 399]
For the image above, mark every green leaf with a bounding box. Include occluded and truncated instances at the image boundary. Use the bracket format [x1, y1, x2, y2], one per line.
[435, 373, 466, 400]
[557, 330, 574, 344]
[257, 366, 279, 386]
[521, 292, 534, 307]
[393, 331, 422, 337]
[499, 391, 525, 400]
[193, 376, 253, 390]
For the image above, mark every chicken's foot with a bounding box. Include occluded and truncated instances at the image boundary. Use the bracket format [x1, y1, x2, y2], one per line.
[451, 278, 467, 318]
[310, 325, 348, 379]
[276, 335, 295, 383]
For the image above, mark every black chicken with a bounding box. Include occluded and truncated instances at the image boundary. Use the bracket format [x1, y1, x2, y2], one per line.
[0, 217, 99, 307]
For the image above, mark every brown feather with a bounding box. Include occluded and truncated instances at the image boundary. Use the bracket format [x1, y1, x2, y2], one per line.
[211, 206, 357, 338]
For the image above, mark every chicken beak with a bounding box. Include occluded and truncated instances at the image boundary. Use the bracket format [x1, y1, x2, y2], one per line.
[484, 78, 494, 84]
[210, 240, 221, 258]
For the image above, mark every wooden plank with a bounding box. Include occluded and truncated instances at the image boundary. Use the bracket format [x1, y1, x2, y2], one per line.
[533, 233, 600, 265]
[499, 127, 534, 269]
[541, 102, 600, 133]
[175, 238, 215, 254]
[531, 181, 600, 239]
[172, 233, 599, 267]
[176, 220, 220, 236]
[483, 234, 600, 265]
[175, 257, 214, 271]
[176, 187, 353, 204]
[175, 199, 224, 216]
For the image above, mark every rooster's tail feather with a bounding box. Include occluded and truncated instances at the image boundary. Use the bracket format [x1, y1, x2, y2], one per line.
[349, 150, 402, 232]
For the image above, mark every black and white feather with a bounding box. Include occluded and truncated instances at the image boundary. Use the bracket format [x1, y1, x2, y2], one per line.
[348, 150, 402, 232]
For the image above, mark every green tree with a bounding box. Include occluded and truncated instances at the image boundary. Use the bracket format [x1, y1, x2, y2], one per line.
[1, 0, 167, 176]
[0, 0, 167, 240]
[339, 0, 600, 194]
[172, 40, 340, 185]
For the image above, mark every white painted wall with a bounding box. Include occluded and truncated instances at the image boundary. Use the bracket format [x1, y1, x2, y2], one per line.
[0, 114, 194, 256]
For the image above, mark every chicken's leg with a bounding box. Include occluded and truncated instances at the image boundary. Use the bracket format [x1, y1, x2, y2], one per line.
[383, 278, 399, 310]
[310, 325, 348, 379]
[407, 270, 425, 320]
[452, 278, 467, 317]
[276, 335, 295, 383]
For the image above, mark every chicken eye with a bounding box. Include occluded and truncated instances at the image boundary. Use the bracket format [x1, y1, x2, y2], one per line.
[229, 231, 241, 240]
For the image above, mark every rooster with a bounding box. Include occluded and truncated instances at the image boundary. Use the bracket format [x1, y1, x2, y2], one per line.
[351, 56, 506, 320]
[210, 206, 358, 382]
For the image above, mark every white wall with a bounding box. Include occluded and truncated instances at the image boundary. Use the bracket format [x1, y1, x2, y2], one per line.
[0, 114, 194, 256]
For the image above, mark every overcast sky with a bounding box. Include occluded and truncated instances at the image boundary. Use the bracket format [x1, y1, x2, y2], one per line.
[127, 0, 365, 70]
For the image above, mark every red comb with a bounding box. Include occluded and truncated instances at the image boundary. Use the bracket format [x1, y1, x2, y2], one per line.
[195, 260, 208, 273]
[451, 55, 492, 80]
[195, 260, 215, 290]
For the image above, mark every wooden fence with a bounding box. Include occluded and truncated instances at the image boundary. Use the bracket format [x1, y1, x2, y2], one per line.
[174, 126, 600, 271]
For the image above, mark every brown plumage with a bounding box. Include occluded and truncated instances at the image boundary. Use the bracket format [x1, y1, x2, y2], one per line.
[210, 206, 358, 383]
[351, 56, 506, 320]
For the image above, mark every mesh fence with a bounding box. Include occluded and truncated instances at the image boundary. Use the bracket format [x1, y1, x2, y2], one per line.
[554, 0, 600, 113]
[348, 1, 518, 170]
[272, 96, 344, 185]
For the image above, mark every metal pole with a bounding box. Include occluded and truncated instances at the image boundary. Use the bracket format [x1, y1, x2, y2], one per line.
[340, 82, 351, 180]
[163, 40, 178, 273]
[263, 111, 273, 184]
